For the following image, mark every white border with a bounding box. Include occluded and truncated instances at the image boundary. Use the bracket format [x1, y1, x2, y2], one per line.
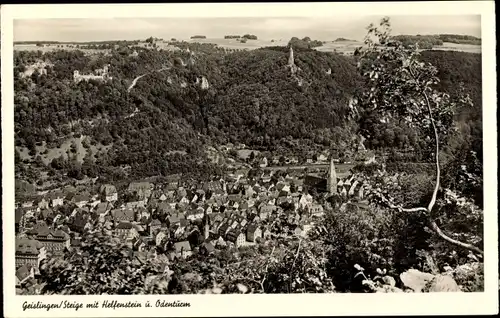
[2, 2, 498, 317]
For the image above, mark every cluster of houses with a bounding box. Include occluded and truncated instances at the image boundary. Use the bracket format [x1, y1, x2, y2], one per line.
[14, 161, 373, 290]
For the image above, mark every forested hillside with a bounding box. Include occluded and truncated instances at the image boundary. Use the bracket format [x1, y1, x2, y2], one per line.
[13, 42, 482, 186]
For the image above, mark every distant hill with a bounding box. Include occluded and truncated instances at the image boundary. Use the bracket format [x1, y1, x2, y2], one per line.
[13, 43, 482, 183]
[392, 34, 481, 49]
[334, 38, 357, 42]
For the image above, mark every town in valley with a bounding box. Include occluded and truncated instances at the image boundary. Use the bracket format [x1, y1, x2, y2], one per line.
[12, 15, 485, 295]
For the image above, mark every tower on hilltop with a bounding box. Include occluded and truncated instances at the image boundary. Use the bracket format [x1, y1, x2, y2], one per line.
[327, 156, 337, 195]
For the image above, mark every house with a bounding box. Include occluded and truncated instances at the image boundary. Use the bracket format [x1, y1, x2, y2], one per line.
[15, 238, 46, 268]
[150, 219, 162, 236]
[136, 207, 150, 221]
[70, 238, 82, 249]
[68, 213, 88, 233]
[348, 180, 360, 197]
[111, 209, 135, 223]
[340, 187, 348, 198]
[318, 154, 328, 162]
[278, 196, 293, 206]
[115, 222, 139, 240]
[200, 242, 215, 255]
[240, 219, 248, 228]
[203, 181, 223, 192]
[174, 241, 192, 259]
[95, 202, 112, 215]
[246, 224, 262, 242]
[133, 237, 147, 251]
[125, 200, 145, 209]
[166, 214, 181, 228]
[21, 200, 34, 208]
[157, 201, 174, 215]
[176, 187, 188, 200]
[218, 223, 230, 236]
[309, 204, 324, 217]
[155, 231, 168, 246]
[15, 208, 25, 233]
[294, 226, 304, 237]
[261, 171, 273, 183]
[34, 227, 70, 255]
[35, 197, 50, 210]
[73, 193, 90, 208]
[127, 182, 153, 202]
[158, 193, 168, 201]
[47, 191, 64, 207]
[16, 264, 36, 287]
[100, 184, 118, 202]
[262, 227, 271, 239]
[259, 157, 268, 168]
[226, 230, 246, 248]
[298, 194, 313, 210]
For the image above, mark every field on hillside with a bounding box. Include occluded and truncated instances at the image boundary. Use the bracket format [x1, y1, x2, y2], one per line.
[314, 40, 359, 54]
[14, 39, 481, 54]
[16, 135, 112, 166]
[14, 44, 112, 54]
[433, 42, 482, 54]
[187, 38, 290, 50]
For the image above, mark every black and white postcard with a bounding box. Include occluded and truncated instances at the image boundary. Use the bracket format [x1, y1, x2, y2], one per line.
[2, 2, 497, 317]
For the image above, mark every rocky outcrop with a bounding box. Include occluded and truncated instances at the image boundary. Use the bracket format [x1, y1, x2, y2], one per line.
[400, 269, 461, 293]
[400, 269, 435, 292]
[424, 275, 461, 292]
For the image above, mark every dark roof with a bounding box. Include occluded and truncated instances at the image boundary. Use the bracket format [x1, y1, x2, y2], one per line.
[16, 238, 42, 255]
[16, 264, 32, 281]
[70, 238, 81, 246]
[246, 223, 259, 234]
[46, 191, 64, 200]
[116, 222, 134, 230]
[304, 175, 327, 192]
[112, 209, 135, 220]
[15, 209, 24, 224]
[174, 241, 192, 253]
[96, 202, 109, 214]
[225, 229, 242, 242]
[201, 242, 215, 253]
[167, 215, 180, 224]
[151, 219, 162, 226]
[128, 182, 152, 192]
[73, 193, 91, 202]
[100, 184, 117, 195]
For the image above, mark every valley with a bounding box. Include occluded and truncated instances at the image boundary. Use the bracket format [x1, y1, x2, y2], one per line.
[12, 18, 484, 296]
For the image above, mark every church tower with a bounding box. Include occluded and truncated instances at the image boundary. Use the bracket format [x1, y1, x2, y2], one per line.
[202, 209, 210, 240]
[327, 157, 337, 195]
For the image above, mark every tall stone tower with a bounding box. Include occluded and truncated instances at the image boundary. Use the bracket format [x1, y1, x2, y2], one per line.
[327, 157, 337, 195]
[288, 45, 294, 66]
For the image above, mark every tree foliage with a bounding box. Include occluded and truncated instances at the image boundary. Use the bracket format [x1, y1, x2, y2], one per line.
[355, 17, 483, 255]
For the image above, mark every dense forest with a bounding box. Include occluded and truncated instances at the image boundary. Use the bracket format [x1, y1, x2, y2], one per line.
[13, 39, 482, 193]
[391, 34, 481, 49]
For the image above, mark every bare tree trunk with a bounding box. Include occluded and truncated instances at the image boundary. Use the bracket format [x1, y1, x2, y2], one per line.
[423, 91, 483, 255]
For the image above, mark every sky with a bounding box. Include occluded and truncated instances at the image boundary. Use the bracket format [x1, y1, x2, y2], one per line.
[13, 15, 481, 42]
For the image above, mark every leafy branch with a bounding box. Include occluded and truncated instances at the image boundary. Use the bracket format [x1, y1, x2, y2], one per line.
[356, 17, 483, 255]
